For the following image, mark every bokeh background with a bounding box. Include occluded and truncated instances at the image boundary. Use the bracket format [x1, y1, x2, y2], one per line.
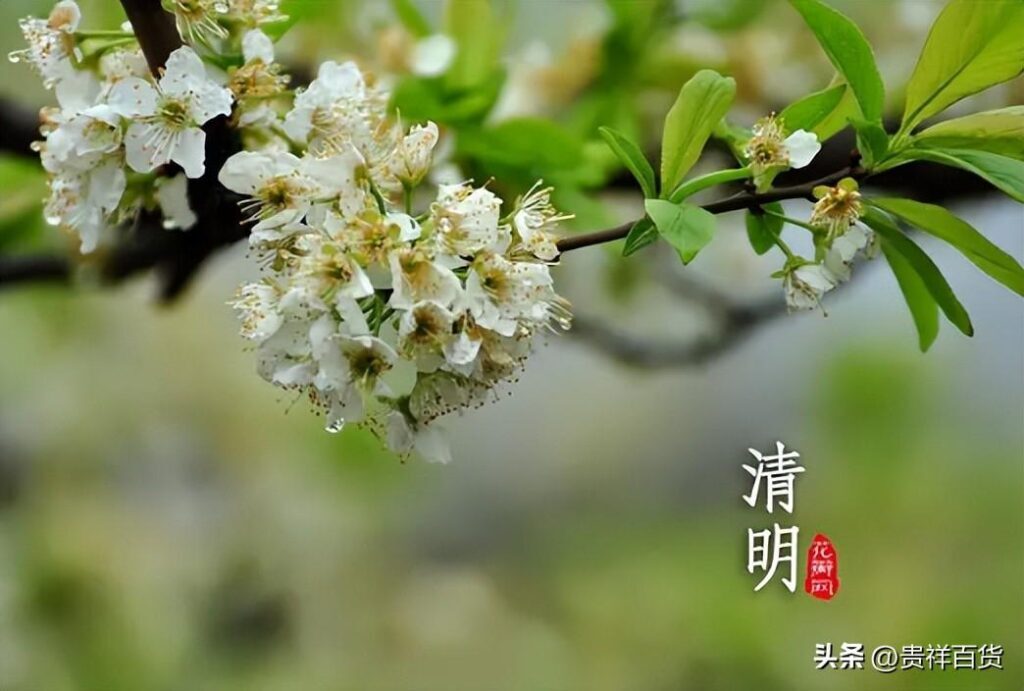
[0, 0, 1021, 689]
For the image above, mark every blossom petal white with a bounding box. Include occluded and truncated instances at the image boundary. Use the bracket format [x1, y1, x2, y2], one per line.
[159, 47, 209, 97]
[784, 129, 821, 169]
[157, 174, 197, 230]
[242, 29, 274, 64]
[108, 77, 158, 118]
[172, 126, 208, 178]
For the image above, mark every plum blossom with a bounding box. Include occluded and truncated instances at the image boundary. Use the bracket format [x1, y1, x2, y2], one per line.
[9, 0, 81, 87]
[109, 46, 233, 177]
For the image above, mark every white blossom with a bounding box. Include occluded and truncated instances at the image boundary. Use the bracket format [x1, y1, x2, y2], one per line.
[109, 46, 233, 177]
[10, 1, 81, 87]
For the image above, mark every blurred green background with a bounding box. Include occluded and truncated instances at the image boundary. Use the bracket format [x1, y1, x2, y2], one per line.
[0, 0, 1022, 689]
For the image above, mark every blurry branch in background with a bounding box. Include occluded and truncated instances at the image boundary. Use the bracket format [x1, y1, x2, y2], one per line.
[0, 98, 41, 157]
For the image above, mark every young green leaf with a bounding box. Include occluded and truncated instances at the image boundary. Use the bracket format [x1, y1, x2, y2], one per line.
[862, 208, 973, 336]
[908, 147, 1024, 203]
[660, 70, 736, 196]
[622, 217, 659, 256]
[850, 116, 890, 167]
[745, 203, 784, 255]
[869, 197, 1024, 296]
[914, 106, 1024, 159]
[644, 199, 717, 264]
[598, 127, 657, 199]
[390, 0, 432, 37]
[788, 0, 885, 122]
[901, 0, 1024, 134]
[880, 237, 940, 352]
[778, 83, 847, 134]
[444, 0, 503, 90]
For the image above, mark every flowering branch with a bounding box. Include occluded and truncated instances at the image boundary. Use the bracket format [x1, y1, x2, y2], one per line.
[555, 167, 863, 253]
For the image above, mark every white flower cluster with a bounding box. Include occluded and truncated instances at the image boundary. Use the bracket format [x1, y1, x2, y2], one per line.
[13, 1, 240, 250]
[15, 1, 572, 463]
[223, 59, 571, 463]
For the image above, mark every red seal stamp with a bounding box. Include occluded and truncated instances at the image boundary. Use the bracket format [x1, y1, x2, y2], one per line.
[804, 533, 839, 600]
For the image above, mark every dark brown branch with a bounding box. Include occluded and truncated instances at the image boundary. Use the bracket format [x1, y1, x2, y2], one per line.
[556, 167, 860, 253]
[0, 254, 71, 286]
[119, 0, 183, 76]
[0, 98, 42, 157]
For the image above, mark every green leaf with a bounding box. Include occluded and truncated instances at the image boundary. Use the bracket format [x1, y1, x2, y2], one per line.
[444, 0, 503, 91]
[850, 116, 890, 167]
[745, 203, 783, 255]
[901, 0, 1024, 133]
[907, 147, 1024, 203]
[458, 118, 583, 171]
[778, 83, 847, 133]
[788, 0, 885, 122]
[622, 217, 659, 257]
[869, 197, 1024, 296]
[914, 107, 1024, 159]
[880, 237, 940, 351]
[598, 127, 657, 199]
[390, 0, 432, 37]
[660, 70, 736, 196]
[644, 199, 717, 264]
[862, 208, 973, 336]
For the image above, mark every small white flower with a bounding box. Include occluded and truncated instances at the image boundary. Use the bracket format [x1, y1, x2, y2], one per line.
[410, 34, 456, 77]
[512, 182, 570, 261]
[465, 253, 562, 336]
[109, 46, 233, 178]
[431, 183, 505, 257]
[398, 301, 456, 362]
[219, 146, 365, 234]
[388, 247, 462, 311]
[283, 60, 377, 156]
[384, 121, 439, 186]
[157, 173, 197, 230]
[10, 1, 81, 87]
[166, 0, 228, 46]
[784, 263, 838, 311]
[387, 410, 452, 464]
[217, 0, 287, 27]
[232, 281, 285, 341]
[745, 115, 821, 181]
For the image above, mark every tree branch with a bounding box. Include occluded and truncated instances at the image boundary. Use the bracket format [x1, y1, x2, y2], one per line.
[555, 167, 860, 253]
[119, 0, 182, 75]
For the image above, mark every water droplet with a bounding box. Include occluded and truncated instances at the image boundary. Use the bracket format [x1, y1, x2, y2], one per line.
[325, 418, 344, 434]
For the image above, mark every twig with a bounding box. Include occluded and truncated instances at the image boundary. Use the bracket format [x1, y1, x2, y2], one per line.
[555, 167, 859, 253]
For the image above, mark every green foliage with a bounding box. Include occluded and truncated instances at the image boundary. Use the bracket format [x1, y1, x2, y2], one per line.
[788, 0, 885, 122]
[644, 199, 717, 264]
[0, 157, 48, 251]
[900, 0, 1024, 135]
[777, 83, 847, 134]
[598, 127, 657, 199]
[622, 217, 659, 257]
[659, 70, 736, 198]
[903, 148, 1024, 203]
[458, 118, 584, 174]
[913, 107, 1024, 159]
[863, 208, 973, 337]
[870, 198, 1024, 295]
[881, 239, 940, 352]
[744, 204, 783, 255]
[390, 0, 432, 37]
[850, 117, 889, 168]
[444, 0, 504, 92]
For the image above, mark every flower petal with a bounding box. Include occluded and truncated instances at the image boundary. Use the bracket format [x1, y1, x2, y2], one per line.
[784, 129, 821, 169]
[171, 126, 207, 178]
[107, 76, 158, 118]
